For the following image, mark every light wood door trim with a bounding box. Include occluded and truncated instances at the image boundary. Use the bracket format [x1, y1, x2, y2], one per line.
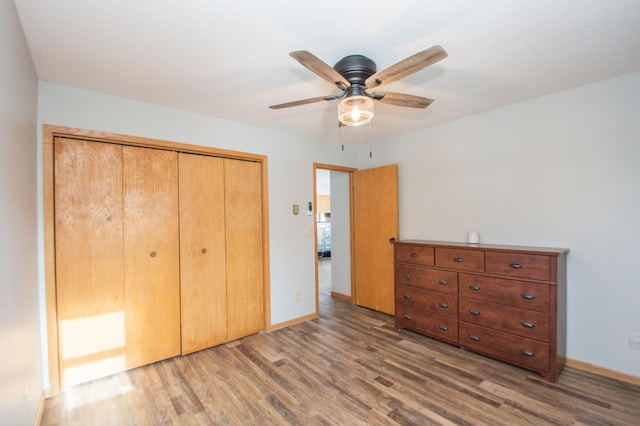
[43, 129, 59, 394]
[312, 163, 357, 316]
[43, 125, 271, 395]
[43, 126, 266, 161]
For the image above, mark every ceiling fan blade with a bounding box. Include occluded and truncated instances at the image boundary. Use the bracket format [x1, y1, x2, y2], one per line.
[373, 91, 434, 108]
[269, 95, 337, 110]
[290, 51, 350, 88]
[365, 45, 447, 89]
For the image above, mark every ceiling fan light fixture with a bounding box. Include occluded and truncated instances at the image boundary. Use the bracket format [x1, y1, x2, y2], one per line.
[338, 95, 374, 127]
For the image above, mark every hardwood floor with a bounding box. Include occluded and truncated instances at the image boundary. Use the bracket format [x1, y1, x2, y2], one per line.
[43, 278, 639, 425]
[318, 257, 331, 291]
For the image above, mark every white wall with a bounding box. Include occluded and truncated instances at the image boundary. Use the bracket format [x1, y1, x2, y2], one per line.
[0, 0, 42, 423]
[359, 71, 640, 377]
[36, 70, 640, 382]
[330, 171, 351, 296]
[36, 81, 360, 386]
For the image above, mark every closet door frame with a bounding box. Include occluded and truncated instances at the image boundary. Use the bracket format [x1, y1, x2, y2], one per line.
[43, 125, 271, 396]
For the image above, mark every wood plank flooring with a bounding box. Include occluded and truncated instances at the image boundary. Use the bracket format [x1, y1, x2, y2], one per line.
[43, 266, 639, 425]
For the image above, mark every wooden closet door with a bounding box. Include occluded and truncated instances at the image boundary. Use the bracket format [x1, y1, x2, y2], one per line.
[54, 138, 125, 387]
[225, 159, 264, 340]
[123, 146, 180, 368]
[178, 153, 227, 354]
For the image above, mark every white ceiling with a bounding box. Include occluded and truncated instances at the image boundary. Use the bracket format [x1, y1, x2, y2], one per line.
[13, 0, 640, 143]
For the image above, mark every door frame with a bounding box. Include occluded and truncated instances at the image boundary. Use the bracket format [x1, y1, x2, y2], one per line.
[43, 125, 271, 395]
[313, 163, 357, 314]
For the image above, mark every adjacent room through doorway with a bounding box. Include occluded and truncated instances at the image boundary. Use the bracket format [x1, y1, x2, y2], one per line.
[315, 167, 351, 309]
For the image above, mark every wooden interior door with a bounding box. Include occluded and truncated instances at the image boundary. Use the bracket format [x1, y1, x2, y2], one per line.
[54, 138, 126, 387]
[123, 146, 180, 368]
[225, 159, 264, 340]
[353, 164, 399, 315]
[178, 153, 227, 354]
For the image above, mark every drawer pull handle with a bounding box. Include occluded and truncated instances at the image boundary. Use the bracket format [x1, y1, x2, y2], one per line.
[509, 263, 522, 269]
[403, 314, 412, 320]
[521, 349, 535, 357]
[438, 279, 448, 285]
[521, 321, 535, 328]
[469, 334, 480, 341]
[469, 309, 481, 316]
[439, 325, 449, 331]
[469, 285, 481, 291]
[410, 253, 418, 258]
[150, 251, 157, 258]
[403, 293, 412, 299]
[453, 257, 464, 263]
[439, 302, 448, 308]
[521, 293, 536, 300]
[403, 273, 412, 279]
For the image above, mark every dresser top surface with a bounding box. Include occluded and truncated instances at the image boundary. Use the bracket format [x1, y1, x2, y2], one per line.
[394, 240, 569, 256]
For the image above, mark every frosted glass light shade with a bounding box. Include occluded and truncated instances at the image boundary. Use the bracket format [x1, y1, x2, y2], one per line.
[338, 95, 374, 126]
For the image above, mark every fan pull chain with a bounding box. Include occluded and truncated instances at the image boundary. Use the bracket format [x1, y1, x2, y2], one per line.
[368, 120, 373, 158]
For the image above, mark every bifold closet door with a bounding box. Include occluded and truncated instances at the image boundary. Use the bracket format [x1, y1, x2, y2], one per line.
[179, 153, 227, 354]
[54, 138, 125, 387]
[53, 137, 263, 386]
[123, 146, 181, 369]
[225, 159, 264, 340]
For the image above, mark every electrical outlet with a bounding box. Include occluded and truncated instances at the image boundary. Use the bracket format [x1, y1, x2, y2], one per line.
[295, 291, 301, 303]
[629, 332, 640, 350]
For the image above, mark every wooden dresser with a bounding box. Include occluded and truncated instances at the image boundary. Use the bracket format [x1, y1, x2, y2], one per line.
[394, 240, 568, 382]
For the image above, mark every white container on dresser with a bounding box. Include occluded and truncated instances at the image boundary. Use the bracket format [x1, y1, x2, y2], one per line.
[393, 240, 568, 382]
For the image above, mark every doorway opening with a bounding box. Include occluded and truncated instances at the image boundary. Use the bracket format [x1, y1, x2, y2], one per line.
[314, 164, 355, 313]
[313, 162, 398, 317]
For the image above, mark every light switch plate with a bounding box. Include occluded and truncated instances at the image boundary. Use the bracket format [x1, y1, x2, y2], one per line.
[630, 332, 640, 350]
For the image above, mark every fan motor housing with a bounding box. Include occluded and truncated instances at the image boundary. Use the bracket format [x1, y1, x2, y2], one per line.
[334, 55, 377, 85]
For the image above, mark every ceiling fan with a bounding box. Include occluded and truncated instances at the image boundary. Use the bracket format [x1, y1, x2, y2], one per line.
[269, 46, 448, 126]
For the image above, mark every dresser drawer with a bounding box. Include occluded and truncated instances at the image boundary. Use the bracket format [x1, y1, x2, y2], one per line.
[396, 308, 458, 345]
[396, 284, 457, 318]
[459, 322, 550, 373]
[459, 273, 550, 313]
[394, 265, 458, 294]
[435, 247, 484, 272]
[485, 252, 551, 281]
[459, 298, 549, 342]
[394, 244, 434, 266]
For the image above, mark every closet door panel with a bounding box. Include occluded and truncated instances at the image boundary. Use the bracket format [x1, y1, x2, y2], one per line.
[179, 153, 227, 354]
[54, 138, 125, 387]
[225, 159, 264, 340]
[123, 146, 180, 368]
